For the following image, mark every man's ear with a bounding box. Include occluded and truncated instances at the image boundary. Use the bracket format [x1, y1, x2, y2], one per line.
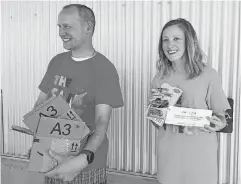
[85, 22, 93, 34]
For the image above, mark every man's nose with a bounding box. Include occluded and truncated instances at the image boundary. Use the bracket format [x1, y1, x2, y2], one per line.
[59, 28, 66, 36]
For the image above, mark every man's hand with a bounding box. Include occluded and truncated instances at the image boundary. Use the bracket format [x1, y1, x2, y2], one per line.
[204, 115, 226, 132]
[44, 150, 88, 182]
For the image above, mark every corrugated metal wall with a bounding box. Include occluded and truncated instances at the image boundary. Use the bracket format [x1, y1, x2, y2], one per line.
[1, 1, 241, 183]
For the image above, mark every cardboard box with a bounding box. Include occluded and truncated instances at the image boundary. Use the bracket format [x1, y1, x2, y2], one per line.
[28, 136, 88, 172]
[17, 95, 93, 173]
[11, 125, 34, 136]
[36, 117, 90, 140]
[23, 95, 70, 133]
[28, 112, 91, 172]
[58, 108, 83, 121]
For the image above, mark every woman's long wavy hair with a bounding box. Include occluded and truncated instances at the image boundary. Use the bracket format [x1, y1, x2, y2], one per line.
[157, 18, 207, 79]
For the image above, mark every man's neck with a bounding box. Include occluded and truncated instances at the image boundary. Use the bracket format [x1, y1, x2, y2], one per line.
[71, 46, 95, 58]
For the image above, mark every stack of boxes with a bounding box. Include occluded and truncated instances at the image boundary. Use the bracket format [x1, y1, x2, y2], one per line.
[12, 95, 92, 172]
[146, 83, 183, 126]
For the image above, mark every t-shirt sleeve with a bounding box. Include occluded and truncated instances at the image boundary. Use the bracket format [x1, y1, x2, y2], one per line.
[206, 69, 231, 114]
[95, 62, 124, 108]
[38, 57, 56, 94]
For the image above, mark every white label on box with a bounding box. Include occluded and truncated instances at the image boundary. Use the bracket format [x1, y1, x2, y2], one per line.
[50, 138, 82, 156]
[165, 106, 212, 127]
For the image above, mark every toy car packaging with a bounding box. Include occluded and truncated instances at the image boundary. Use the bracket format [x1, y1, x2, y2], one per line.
[146, 83, 183, 126]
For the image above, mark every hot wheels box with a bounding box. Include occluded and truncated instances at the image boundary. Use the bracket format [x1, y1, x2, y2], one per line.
[146, 83, 183, 126]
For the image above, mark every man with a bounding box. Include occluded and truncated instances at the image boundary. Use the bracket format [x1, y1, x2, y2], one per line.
[33, 4, 124, 184]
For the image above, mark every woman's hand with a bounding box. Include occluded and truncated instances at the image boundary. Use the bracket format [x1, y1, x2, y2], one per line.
[148, 89, 160, 104]
[204, 115, 226, 132]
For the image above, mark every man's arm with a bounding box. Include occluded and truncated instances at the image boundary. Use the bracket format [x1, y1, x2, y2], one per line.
[81, 104, 112, 153]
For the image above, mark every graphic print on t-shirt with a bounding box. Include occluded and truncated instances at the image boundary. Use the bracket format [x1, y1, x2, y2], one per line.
[71, 92, 87, 106]
[50, 75, 88, 110]
[50, 74, 73, 104]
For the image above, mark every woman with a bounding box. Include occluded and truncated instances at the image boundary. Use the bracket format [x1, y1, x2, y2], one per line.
[151, 18, 230, 184]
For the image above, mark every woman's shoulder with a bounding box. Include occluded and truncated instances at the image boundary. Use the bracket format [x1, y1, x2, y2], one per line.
[197, 66, 220, 82]
[151, 71, 165, 88]
[202, 66, 219, 76]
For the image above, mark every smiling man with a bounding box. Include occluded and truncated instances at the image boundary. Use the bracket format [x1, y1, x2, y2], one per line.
[33, 4, 124, 184]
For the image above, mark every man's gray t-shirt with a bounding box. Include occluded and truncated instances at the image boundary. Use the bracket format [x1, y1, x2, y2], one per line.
[39, 51, 124, 170]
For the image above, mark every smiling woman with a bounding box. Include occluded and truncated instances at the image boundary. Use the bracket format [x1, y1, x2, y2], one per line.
[162, 25, 186, 63]
[151, 18, 231, 184]
[157, 19, 206, 80]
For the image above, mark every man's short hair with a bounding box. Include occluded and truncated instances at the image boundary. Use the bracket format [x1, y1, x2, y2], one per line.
[63, 4, 96, 34]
